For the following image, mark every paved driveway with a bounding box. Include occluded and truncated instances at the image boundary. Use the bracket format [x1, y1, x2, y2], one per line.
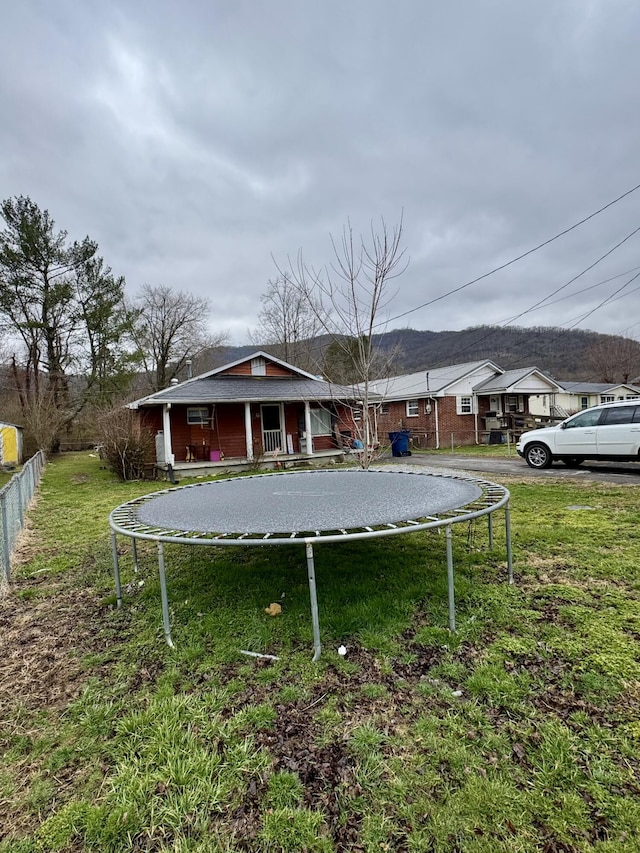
[397, 452, 640, 485]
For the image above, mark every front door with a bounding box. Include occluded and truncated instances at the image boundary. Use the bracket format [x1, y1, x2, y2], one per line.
[261, 404, 283, 454]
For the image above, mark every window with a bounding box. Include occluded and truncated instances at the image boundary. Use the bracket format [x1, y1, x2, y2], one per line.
[580, 397, 589, 409]
[353, 408, 361, 422]
[600, 395, 614, 404]
[456, 396, 473, 415]
[251, 357, 266, 376]
[309, 407, 332, 436]
[380, 403, 389, 414]
[600, 406, 637, 426]
[187, 407, 209, 425]
[406, 400, 419, 417]
[565, 409, 603, 428]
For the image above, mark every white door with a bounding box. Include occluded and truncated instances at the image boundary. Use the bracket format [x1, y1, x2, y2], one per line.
[555, 408, 602, 455]
[596, 405, 639, 456]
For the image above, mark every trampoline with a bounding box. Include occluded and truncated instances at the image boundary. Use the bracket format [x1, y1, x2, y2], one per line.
[109, 467, 512, 660]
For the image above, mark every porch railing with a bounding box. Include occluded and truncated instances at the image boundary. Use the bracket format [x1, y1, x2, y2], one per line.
[262, 429, 283, 454]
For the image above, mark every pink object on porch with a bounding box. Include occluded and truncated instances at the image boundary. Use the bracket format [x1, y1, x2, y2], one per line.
[209, 450, 222, 462]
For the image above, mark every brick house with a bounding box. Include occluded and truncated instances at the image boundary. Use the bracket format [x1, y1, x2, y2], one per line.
[368, 361, 559, 448]
[129, 351, 364, 473]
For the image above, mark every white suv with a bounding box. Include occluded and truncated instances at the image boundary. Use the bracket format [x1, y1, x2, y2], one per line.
[516, 399, 640, 469]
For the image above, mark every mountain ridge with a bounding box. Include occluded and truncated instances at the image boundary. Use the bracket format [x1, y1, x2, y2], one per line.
[209, 325, 640, 384]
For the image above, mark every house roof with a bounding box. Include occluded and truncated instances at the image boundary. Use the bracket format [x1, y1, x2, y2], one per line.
[128, 351, 371, 408]
[368, 360, 502, 400]
[473, 367, 561, 393]
[558, 381, 640, 395]
[131, 375, 365, 406]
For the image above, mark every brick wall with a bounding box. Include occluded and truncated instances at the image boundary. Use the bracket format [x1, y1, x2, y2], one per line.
[374, 397, 479, 448]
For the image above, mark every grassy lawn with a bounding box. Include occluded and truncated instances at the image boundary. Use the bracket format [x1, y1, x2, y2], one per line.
[1, 453, 639, 852]
[413, 443, 517, 458]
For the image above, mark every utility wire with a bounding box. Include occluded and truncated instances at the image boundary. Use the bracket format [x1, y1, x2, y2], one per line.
[380, 180, 640, 327]
[500, 224, 640, 325]
[375, 217, 640, 374]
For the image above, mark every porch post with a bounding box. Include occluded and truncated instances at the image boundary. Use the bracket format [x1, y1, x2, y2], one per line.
[474, 398, 479, 444]
[162, 404, 174, 466]
[434, 398, 440, 449]
[304, 401, 313, 456]
[244, 402, 254, 461]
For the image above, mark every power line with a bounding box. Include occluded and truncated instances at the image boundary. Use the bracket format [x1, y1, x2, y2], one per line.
[500, 224, 640, 325]
[381, 180, 640, 327]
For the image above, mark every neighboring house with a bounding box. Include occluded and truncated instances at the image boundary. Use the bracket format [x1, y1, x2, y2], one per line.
[368, 361, 560, 448]
[0, 421, 23, 466]
[474, 368, 563, 429]
[551, 381, 640, 417]
[128, 351, 364, 472]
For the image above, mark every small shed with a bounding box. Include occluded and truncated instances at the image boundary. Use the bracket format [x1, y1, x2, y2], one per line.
[0, 422, 23, 466]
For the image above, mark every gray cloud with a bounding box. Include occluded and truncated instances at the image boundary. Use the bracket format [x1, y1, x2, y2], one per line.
[2, 0, 640, 344]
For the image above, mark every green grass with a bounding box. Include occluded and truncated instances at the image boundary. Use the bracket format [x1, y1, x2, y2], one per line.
[0, 452, 639, 852]
[414, 441, 517, 457]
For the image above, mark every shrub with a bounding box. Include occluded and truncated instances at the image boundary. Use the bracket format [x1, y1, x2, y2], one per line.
[96, 405, 154, 480]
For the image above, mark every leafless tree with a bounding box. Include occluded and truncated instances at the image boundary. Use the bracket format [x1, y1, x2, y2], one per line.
[279, 216, 408, 468]
[586, 334, 640, 384]
[131, 284, 228, 392]
[249, 274, 327, 372]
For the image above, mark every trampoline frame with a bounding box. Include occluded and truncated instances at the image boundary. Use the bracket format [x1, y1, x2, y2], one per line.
[109, 467, 512, 660]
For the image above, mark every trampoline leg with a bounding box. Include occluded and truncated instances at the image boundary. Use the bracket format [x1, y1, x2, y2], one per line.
[445, 525, 456, 632]
[157, 542, 175, 648]
[132, 537, 139, 573]
[505, 502, 513, 585]
[487, 513, 494, 549]
[305, 542, 322, 662]
[111, 531, 121, 608]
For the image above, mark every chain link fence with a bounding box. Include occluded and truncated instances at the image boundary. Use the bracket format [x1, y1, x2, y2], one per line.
[0, 451, 46, 583]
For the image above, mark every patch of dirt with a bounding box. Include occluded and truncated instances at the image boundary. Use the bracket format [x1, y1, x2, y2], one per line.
[0, 577, 108, 716]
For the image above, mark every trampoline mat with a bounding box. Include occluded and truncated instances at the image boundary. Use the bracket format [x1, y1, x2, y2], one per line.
[136, 470, 483, 534]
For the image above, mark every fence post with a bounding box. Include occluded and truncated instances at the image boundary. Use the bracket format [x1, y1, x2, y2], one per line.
[16, 477, 24, 526]
[1, 492, 10, 583]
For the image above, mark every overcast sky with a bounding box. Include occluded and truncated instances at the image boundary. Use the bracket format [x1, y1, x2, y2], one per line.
[2, 0, 640, 345]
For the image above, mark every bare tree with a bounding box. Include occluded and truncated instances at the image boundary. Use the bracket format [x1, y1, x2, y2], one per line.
[249, 274, 327, 372]
[131, 284, 227, 392]
[280, 216, 408, 468]
[586, 334, 640, 384]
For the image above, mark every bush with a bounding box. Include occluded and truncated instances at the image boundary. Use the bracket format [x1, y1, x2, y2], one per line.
[96, 406, 154, 480]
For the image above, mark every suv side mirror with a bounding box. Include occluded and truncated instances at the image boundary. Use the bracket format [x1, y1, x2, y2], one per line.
[560, 422, 567, 430]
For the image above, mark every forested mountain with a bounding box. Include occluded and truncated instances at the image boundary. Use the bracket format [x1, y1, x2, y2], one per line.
[211, 325, 640, 384]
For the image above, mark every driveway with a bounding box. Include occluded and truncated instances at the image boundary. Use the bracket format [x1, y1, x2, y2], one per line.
[396, 452, 640, 485]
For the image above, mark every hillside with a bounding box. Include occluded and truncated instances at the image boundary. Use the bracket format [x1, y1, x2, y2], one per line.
[209, 325, 640, 383]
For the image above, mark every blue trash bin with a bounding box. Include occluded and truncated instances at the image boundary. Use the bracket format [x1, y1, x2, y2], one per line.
[389, 430, 411, 457]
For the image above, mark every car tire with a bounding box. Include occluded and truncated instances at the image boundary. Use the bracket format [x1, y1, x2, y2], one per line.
[561, 457, 584, 468]
[524, 442, 553, 469]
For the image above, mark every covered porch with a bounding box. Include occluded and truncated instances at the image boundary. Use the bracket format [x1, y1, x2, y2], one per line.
[144, 398, 354, 474]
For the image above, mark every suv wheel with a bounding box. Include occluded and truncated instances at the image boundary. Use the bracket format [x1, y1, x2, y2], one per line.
[524, 442, 553, 469]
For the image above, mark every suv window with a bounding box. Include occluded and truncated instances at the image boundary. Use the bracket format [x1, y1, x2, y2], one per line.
[564, 409, 603, 428]
[600, 406, 638, 426]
